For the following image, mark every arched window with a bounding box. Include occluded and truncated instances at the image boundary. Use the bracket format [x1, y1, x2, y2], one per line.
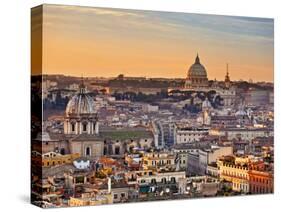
[85, 147, 91, 156]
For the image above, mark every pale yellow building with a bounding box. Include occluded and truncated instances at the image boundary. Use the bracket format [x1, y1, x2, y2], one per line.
[217, 156, 249, 193]
[142, 152, 175, 171]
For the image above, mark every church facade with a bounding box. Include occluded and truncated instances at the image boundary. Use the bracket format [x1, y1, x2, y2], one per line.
[63, 81, 104, 158]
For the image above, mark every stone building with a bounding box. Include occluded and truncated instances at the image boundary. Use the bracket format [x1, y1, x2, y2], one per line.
[198, 145, 233, 175]
[63, 81, 104, 158]
[174, 124, 209, 144]
[248, 161, 274, 194]
[209, 127, 273, 141]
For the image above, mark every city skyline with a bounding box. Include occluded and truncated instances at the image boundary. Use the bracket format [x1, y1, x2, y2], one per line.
[33, 5, 274, 82]
[41, 72, 274, 83]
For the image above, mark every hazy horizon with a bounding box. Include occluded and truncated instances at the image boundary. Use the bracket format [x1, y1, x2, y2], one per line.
[32, 5, 274, 82]
[37, 73, 273, 83]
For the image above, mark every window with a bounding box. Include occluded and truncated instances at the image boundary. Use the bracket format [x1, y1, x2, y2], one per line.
[115, 146, 120, 155]
[171, 177, 176, 183]
[121, 193, 126, 198]
[114, 194, 118, 199]
[83, 123, 87, 132]
[71, 123, 75, 132]
[151, 179, 156, 184]
[86, 147, 91, 156]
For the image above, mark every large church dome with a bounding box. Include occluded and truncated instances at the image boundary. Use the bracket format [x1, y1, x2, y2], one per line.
[65, 83, 95, 116]
[185, 54, 209, 88]
[188, 55, 207, 78]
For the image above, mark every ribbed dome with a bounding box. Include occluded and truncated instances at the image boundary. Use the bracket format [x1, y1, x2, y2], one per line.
[65, 83, 95, 116]
[185, 54, 209, 88]
[187, 55, 207, 78]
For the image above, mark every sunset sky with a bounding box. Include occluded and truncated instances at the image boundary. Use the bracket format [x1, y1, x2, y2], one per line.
[37, 4, 274, 82]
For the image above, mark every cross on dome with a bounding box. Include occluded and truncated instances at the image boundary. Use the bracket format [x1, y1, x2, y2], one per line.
[195, 53, 200, 64]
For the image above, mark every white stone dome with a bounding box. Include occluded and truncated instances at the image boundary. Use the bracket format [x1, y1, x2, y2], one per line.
[65, 84, 95, 116]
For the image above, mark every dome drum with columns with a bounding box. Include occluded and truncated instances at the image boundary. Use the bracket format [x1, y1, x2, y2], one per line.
[64, 81, 99, 135]
[185, 54, 209, 88]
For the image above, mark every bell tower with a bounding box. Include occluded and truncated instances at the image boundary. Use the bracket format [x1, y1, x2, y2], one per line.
[225, 63, 231, 89]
